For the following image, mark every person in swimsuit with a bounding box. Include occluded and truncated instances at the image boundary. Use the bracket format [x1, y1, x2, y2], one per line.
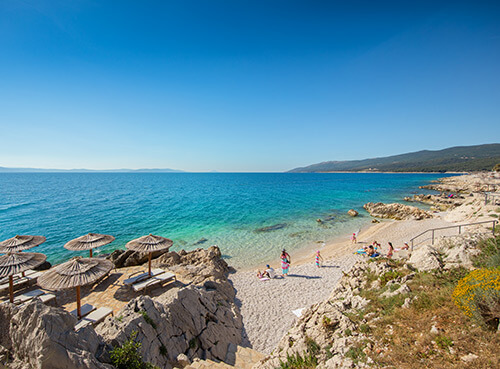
[387, 242, 394, 259]
[315, 250, 323, 268]
[281, 249, 291, 276]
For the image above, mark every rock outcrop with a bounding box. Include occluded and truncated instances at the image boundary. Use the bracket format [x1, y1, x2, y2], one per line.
[408, 245, 443, 271]
[363, 202, 433, 220]
[403, 193, 466, 211]
[97, 246, 242, 369]
[107, 248, 170, 268]
[347, 209, 358, 217]
[0, 301, 111, 369]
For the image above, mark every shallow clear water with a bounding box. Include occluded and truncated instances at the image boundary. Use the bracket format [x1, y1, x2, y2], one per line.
[0, 173, 451, 267]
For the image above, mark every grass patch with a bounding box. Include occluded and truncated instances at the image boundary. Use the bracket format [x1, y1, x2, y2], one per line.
[368, 265, 500, 368]
[473, 237, 500, 269]
[345, 345, 366, 364]
[279, 337, 320, 369]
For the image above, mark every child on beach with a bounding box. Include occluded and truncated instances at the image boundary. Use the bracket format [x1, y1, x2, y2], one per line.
[401, 242, 410, 250]
[351, 233, 357, 244]
[281, 249, 291, 276]
[315, 250, 323, 268]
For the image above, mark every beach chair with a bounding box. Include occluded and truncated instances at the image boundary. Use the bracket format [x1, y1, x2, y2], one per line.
[0, 271, 44, 297]
[70, 303, 96, 318]
[74, 307, 113, 331]
[17, 292, 57, 307]
[123, 268, 165, 286]
[131, 271, 176, 293]
[13, 289, 45, 304]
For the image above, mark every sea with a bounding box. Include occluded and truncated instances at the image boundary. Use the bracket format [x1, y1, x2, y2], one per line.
[0, 172, 453, 268]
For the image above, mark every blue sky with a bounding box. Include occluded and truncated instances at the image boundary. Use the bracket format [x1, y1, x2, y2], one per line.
[0, 0, 499, 172]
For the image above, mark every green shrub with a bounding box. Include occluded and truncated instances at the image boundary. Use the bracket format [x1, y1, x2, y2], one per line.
[345, 345, 366, 363]
[453, 268, 500, 329]
[435, 335, 453, 350]
[139, 311, 157, 329]
[110, 331, 158, 369]
[380, 271, 402, 285]
[359, 324, 371, 333]
[473, 237, 500, 269]
[279, 352, 317, 369]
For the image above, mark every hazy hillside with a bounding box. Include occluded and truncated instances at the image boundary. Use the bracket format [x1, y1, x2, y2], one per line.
[0, 167, 184, 173]
[288, 144, 500, 173]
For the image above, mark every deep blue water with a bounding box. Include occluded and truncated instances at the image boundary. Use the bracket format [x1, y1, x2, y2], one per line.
[0, 173, 451, 267]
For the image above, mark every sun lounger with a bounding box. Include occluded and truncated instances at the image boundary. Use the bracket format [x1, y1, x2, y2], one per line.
[0, 276, 30, 295]
[13, 289, 45, 304]
[123, 268, 165, 285]
[74, 307, 113, 331]
[131, 271, 176, 293]
[70, 303, 96, 318]
[18, 292, 57, 307]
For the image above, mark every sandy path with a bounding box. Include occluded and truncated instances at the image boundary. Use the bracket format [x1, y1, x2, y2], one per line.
[229, 215, 459, 353]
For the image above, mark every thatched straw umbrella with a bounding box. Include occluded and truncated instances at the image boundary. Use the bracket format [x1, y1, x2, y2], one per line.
[64, 233, 115, 257]
[125, 234, 173, 277]
[38, 257, 113, 319]
[0, 252, 47, 303]
[0, 235, 46, 253]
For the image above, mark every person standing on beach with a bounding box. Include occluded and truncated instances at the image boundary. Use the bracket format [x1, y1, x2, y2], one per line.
[351, 232, 357, 244]
[387, 242, 394, 259]
[281, 249, 290, 276]
[315, 250, 323, 268]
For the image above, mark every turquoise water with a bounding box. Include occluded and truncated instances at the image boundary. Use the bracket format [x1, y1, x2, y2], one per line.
[0, 173, 451, 268]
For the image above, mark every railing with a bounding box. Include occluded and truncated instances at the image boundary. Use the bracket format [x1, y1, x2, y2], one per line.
[409, 220, 497, 251]
[484, 192, 500, 205]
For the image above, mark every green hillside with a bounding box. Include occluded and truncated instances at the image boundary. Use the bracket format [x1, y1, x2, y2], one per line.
[288, 144, 500, 173]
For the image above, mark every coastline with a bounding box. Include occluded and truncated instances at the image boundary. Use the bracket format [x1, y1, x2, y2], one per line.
[229, 172, 500, 353]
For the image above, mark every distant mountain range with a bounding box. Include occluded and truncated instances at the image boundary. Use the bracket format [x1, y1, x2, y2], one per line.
[288, 144, 500, 173]
[0, 167, 184, 173]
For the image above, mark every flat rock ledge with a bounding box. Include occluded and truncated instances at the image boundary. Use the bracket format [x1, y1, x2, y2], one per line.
[363, 202, 433, 220]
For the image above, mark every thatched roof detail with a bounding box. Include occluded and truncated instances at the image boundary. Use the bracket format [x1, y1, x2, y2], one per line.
[0, 252, 47, 278]
[125, 234, 173, 253]
[0, 235, 46, 253]
[64, 233, 115, 251]
[37, 257, 113, 290]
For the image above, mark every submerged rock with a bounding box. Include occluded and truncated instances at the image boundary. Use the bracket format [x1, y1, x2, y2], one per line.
[193, 237, 208, 245]
[254, 223, 287, 233]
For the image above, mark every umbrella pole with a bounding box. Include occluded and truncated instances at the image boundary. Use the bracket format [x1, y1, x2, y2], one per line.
[76, 285, 81, 319]
[89, 248, 93, 258]
[148, 252, 152, 277]
[9, 275, 14, 303]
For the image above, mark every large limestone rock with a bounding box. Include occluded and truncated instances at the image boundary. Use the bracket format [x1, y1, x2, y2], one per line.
[435, 232, 485, 270]
[408, 245, 443, 271]
[363, 202, 433, 220]
[108, 248, 170, 268]
[0, 301, 111, 369]
[97, 286, 242, 369]
[97, 246, 242, 369]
